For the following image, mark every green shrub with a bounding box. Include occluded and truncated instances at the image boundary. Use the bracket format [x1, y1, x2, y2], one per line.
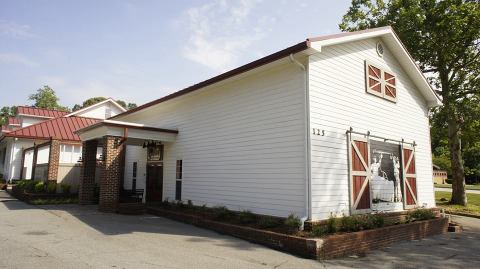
[326, 215, 338, 233]
[175, 200, 187, 209]
[312, 225, 328, 237]
[60, 183, 71, 194]
[258, 216, 281, 229]
[445, 179, 453, 184]
[238, 210, 257, 224]
[408, 208, 436, 222]
[211, 206, 235, 221]
[338, 214, 385, 232]
[46, 181, 57, 194]
[34, 181, 45, 193]
[187, 200, 194, 208]
[339, 215, 362, 232]
[161, 199, 171, 208]
[284, 214, 301, 230]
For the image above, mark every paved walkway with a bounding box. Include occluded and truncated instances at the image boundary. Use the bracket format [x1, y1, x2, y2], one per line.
[435, 187, 480, 194]
[1, 190, 479, 268]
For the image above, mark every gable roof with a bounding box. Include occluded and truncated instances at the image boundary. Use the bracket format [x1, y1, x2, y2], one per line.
[17, 106, 69, 118]
[65, 98, 127, 118]
[1, 116, 98, 142]
[112, 26, 441, 120]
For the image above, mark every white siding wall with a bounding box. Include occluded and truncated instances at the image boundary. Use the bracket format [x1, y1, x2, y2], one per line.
[308, 38, 434, 220]
[6, 139, 34, 180]
[120, 63, 307, 218]
[21, 117, 47, 127]
[76, 102, 124, 119]
[123, 145, 147, 191]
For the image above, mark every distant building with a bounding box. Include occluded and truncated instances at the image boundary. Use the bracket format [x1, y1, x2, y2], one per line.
[0, 98, 126, 192]
[433, 165, 448, 184]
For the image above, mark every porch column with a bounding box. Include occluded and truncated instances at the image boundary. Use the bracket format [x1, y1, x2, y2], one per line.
[79, 140, 97, 205]
[99, 136, 123, 212]
[47, 139, 60, 181]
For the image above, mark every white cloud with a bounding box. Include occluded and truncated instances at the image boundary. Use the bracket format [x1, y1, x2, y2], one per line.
[0, 20, 35, 39]
[180, 0, 272, 71]
[0, 53, 38, 67]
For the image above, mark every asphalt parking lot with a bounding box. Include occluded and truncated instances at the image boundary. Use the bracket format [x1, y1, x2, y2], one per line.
[0, 190, 479, 269]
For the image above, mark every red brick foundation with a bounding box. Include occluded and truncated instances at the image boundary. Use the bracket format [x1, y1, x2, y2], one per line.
[147, 207, 449, 260]
[79, 140, 98, 205]
[317, 217, 449, 259]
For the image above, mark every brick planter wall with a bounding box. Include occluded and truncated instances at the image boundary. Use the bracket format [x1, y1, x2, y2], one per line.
[148, 207, 320, 258]
[147, 207, 448, 260]
[317, 217, 449, 259]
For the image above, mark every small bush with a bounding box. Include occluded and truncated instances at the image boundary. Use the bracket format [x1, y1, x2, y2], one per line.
[175, 200, 186, 209]
[238, 210, 257, 224]
[312, 225, 328, 237]
[408, 208, 436, 222]
[212, 206, 235, 221]
[46, 181, 57, 194]
[258, 216, 281, 229]
[60, 183, 71, 194]
[339, 215, 362, 232]
[326, 215, 338, 233]
[34, 181, 45, 193]
[445, 179, 453, 184]
[187, 200, 194, 208]
[338, 214, 385, 232]
[161, 199, 171, 208]
[284, 214, 301, 230]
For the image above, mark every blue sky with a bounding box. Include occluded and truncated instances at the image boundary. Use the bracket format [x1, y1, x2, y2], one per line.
[0, 0, 351, 108]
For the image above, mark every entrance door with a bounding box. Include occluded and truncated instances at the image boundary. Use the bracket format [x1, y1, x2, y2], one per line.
[146, 163, 163, 202]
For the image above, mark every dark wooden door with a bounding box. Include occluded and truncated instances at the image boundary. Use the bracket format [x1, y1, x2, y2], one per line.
[146, 164, 163, 202]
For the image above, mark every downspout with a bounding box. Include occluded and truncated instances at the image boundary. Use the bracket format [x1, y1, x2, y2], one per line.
[289, 54, 312, 226]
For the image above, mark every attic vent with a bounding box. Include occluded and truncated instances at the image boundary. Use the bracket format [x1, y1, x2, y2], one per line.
[376, 42, 384, 57]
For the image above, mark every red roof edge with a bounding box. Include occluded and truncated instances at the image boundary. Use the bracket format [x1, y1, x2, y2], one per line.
[111, 41, 310, 119]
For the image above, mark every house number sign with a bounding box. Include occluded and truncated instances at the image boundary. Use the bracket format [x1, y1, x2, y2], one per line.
[312, 128, 325, 136]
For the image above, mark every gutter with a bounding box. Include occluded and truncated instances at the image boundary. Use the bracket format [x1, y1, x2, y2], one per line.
[289, 54, 312, 225]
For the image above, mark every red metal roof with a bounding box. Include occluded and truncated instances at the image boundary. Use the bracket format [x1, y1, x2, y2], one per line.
[7, 117, 20, 125]
[3, 116, 99, 142]
[17, 106, 69, 118]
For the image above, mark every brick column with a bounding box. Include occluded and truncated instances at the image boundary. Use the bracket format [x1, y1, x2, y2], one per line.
[99, 136, 123, 212]
[47, 139, 60, 181]
[79, 140, 98, 205]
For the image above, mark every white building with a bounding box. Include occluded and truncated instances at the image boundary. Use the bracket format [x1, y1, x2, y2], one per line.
[0, 98, 126, 190]
[76, 27, 441, 221]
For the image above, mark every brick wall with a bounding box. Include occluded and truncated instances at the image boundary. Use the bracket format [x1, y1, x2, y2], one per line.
[98, 136, 123, 212]
[317, 217, 449, 259]
[47, 139, 60, 182]
[148, 207, 448, 260]
[79, 140, 98, 205]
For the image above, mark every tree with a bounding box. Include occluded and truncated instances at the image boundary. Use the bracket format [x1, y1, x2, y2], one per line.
[127, 103, 137, 110]
[0, 106, 17, 126]
[28, 85, 69, 111]
[340, 0, 480, 205]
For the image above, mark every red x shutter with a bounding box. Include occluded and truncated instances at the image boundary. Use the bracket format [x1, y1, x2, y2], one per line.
[367, 64, 382, 94]
[365, 60, 397, 102]
[402, 146, 418, 208]
[384, 71, 397, 99]
[350, 138, 371, 211]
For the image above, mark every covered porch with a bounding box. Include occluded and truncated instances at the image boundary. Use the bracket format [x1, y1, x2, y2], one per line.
[75, 120, 178, 212]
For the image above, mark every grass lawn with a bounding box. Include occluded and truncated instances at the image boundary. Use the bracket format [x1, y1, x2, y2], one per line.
[434, 183, 480, 190]
[435, 191, 480, 217]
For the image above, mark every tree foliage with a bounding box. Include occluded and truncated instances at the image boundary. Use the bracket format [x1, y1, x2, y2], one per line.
[0, 106, 17, 126]
[341, 0, 480, 205]
[28, 85, 69, 111]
